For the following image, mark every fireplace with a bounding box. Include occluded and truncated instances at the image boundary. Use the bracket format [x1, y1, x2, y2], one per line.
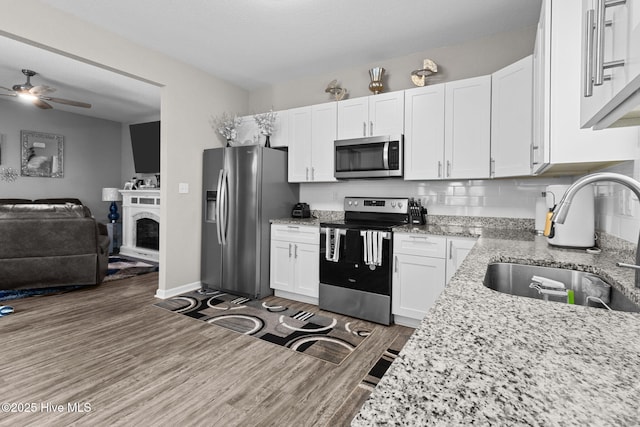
[119, 189, 160, 262]
[136, 217, 159, 250]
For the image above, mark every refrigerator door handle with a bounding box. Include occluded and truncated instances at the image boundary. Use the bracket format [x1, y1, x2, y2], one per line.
[220, 169, 229, 245]
[215, 169, 224, 245]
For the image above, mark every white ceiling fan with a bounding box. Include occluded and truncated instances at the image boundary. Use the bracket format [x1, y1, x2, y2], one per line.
[0, 68, 91, 110]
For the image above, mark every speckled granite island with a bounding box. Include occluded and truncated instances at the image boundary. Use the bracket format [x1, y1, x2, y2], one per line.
[353, 224, 640, 426]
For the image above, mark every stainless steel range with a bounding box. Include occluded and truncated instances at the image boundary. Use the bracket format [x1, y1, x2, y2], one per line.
[319, 197, 410, 325]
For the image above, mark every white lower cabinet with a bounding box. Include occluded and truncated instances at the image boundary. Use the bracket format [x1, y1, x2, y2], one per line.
[270, 224, 319, 304]
[392, 233, 476, 328]
[445, 236, 477, 284]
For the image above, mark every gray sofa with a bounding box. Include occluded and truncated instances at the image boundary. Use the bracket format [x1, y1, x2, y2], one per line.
[0, 199, 110, 290]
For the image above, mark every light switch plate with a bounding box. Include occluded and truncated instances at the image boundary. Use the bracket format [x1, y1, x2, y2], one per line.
[178, 183, 189, 194]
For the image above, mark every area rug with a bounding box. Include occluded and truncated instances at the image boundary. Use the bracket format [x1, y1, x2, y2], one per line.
[154, 290, 374, 365]
[104, 255, 158, 282]
[0, 256, 158, 301]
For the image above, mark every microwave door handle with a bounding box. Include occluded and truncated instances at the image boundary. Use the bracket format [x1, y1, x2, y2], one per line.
[383, 142, 389, 170]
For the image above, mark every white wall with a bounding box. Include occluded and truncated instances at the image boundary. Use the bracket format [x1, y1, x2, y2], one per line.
[0, 97, 121, 219]
[0, 0, 249, 295]
[249, 26, 536, 111]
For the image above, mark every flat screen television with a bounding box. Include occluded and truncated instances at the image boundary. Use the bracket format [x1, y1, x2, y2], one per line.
[130, 120, 160, 174]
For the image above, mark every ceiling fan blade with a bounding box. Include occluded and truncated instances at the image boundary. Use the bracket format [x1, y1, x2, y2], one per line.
[42, 96, 91, 108]
[33, 99, 53, 109]
[29, 85, 55, 95]
[0, 93, 17, 98]
[0, 86, 15, 93]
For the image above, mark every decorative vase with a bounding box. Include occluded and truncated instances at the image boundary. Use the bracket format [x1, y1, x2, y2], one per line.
[108, 201, 120, 223]
[368, 67, 385, 94]
[264, 135, 271, 148]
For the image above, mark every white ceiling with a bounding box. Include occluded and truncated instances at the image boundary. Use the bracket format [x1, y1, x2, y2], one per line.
[1, 0, 542, 123]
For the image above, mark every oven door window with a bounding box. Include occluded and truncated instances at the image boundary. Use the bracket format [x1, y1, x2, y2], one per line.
[319, 230, 392, 295]
[335, 142, 385, 172]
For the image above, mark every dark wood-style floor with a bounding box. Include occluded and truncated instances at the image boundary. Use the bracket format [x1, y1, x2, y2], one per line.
[0, 273, 413, 426]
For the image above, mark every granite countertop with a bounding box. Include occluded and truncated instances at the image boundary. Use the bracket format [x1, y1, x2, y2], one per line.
[353, 230, 640, 426]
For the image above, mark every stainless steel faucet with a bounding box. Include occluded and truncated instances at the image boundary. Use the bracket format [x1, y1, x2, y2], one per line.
[551, 172, 640, 288]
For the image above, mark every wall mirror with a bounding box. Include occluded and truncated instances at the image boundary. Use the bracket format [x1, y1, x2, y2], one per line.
[20, 130, 64, 178]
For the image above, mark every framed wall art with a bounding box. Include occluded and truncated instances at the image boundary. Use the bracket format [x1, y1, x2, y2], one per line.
[20, 130, 64, 178]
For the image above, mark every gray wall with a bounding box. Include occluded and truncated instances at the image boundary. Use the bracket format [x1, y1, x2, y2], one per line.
[0, 97, 122, 221]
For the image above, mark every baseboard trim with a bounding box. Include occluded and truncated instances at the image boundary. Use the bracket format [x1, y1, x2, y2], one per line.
[155, 281, 201, 299]
[393, 314, 422, 329]
[274, 289, 318, 305]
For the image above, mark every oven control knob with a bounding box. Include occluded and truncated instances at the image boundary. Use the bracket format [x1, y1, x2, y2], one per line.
[391, 202, 396, 207]
[354, 201, 359, 206]
[347, 201, 352, 206]
[398, 202, 403, 209]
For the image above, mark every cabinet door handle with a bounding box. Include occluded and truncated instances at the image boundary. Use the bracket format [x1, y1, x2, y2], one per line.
[288, 243, 292, 258]
[449, 241, 453, 260]
[446, 160, 451, 177]
[583, 8, 595, 97]
[362, 122, 367, 137]
[438, 161, 442, 178]
[294, 244, 298, 259]
[490, 157, 496, 177]
[369, 121, 373, 136]
[311, 167, 315, 181]
[305, 167, 309, 181]
[594, 0, 626, 86]
[394, 255, 398, 273]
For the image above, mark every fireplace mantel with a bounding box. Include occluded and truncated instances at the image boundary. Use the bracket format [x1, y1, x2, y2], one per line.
[119, 189, 160, 262]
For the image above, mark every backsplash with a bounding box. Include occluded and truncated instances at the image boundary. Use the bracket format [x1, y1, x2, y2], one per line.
[300, 176, 572, 218]
[592, 161, 640, 244]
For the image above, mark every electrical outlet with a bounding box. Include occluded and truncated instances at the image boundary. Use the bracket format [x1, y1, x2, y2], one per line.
[178, 183, 189, 194]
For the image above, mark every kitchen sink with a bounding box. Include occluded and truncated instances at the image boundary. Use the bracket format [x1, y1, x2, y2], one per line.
[483, 263, 640, 313]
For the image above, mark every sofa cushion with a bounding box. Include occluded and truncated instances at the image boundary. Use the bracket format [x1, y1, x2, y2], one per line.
[0, 203, 89, 219]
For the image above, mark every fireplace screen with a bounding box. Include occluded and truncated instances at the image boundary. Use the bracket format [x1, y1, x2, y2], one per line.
[136, 218, 159, 250]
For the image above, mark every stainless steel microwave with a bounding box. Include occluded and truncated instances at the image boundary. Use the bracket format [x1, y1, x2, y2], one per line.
[334, 134, 403, 179]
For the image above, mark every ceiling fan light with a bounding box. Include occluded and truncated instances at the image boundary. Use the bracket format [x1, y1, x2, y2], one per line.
[17, 93, 38, 101]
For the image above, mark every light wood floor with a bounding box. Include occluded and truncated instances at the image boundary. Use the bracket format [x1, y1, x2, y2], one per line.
[0, 273, 413, 427]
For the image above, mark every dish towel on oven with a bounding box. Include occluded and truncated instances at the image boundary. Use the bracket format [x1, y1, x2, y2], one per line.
[325, 228, 342, 262]
[361, 230, 384, 266]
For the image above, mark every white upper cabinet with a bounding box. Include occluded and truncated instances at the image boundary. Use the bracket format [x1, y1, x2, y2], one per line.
[404, 84, 446, 180]
[310, 102, 338, 182]
[288, 102, 337, 183]
[444, 75, 492, 179]
[288, 106, 313, 182]
[580, 0, 640, 129]
[532, 0, 638, 175]
[491, 55, 534, 178]
[337, 92, 404, 139]
[404, 76, 491, 180]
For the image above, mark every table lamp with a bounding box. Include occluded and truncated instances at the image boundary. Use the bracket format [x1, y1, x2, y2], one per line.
[102, 187, 122, 223]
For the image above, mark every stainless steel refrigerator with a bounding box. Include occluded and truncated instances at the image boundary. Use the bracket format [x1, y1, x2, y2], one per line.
[201, 145, 299, 299]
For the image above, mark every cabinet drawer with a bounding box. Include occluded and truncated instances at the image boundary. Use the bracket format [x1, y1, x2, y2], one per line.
[393, 233, 447, 258]
[271, 224, 319, 245]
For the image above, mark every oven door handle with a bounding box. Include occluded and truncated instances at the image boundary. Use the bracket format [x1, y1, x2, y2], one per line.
[394, 255, 398, 273]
